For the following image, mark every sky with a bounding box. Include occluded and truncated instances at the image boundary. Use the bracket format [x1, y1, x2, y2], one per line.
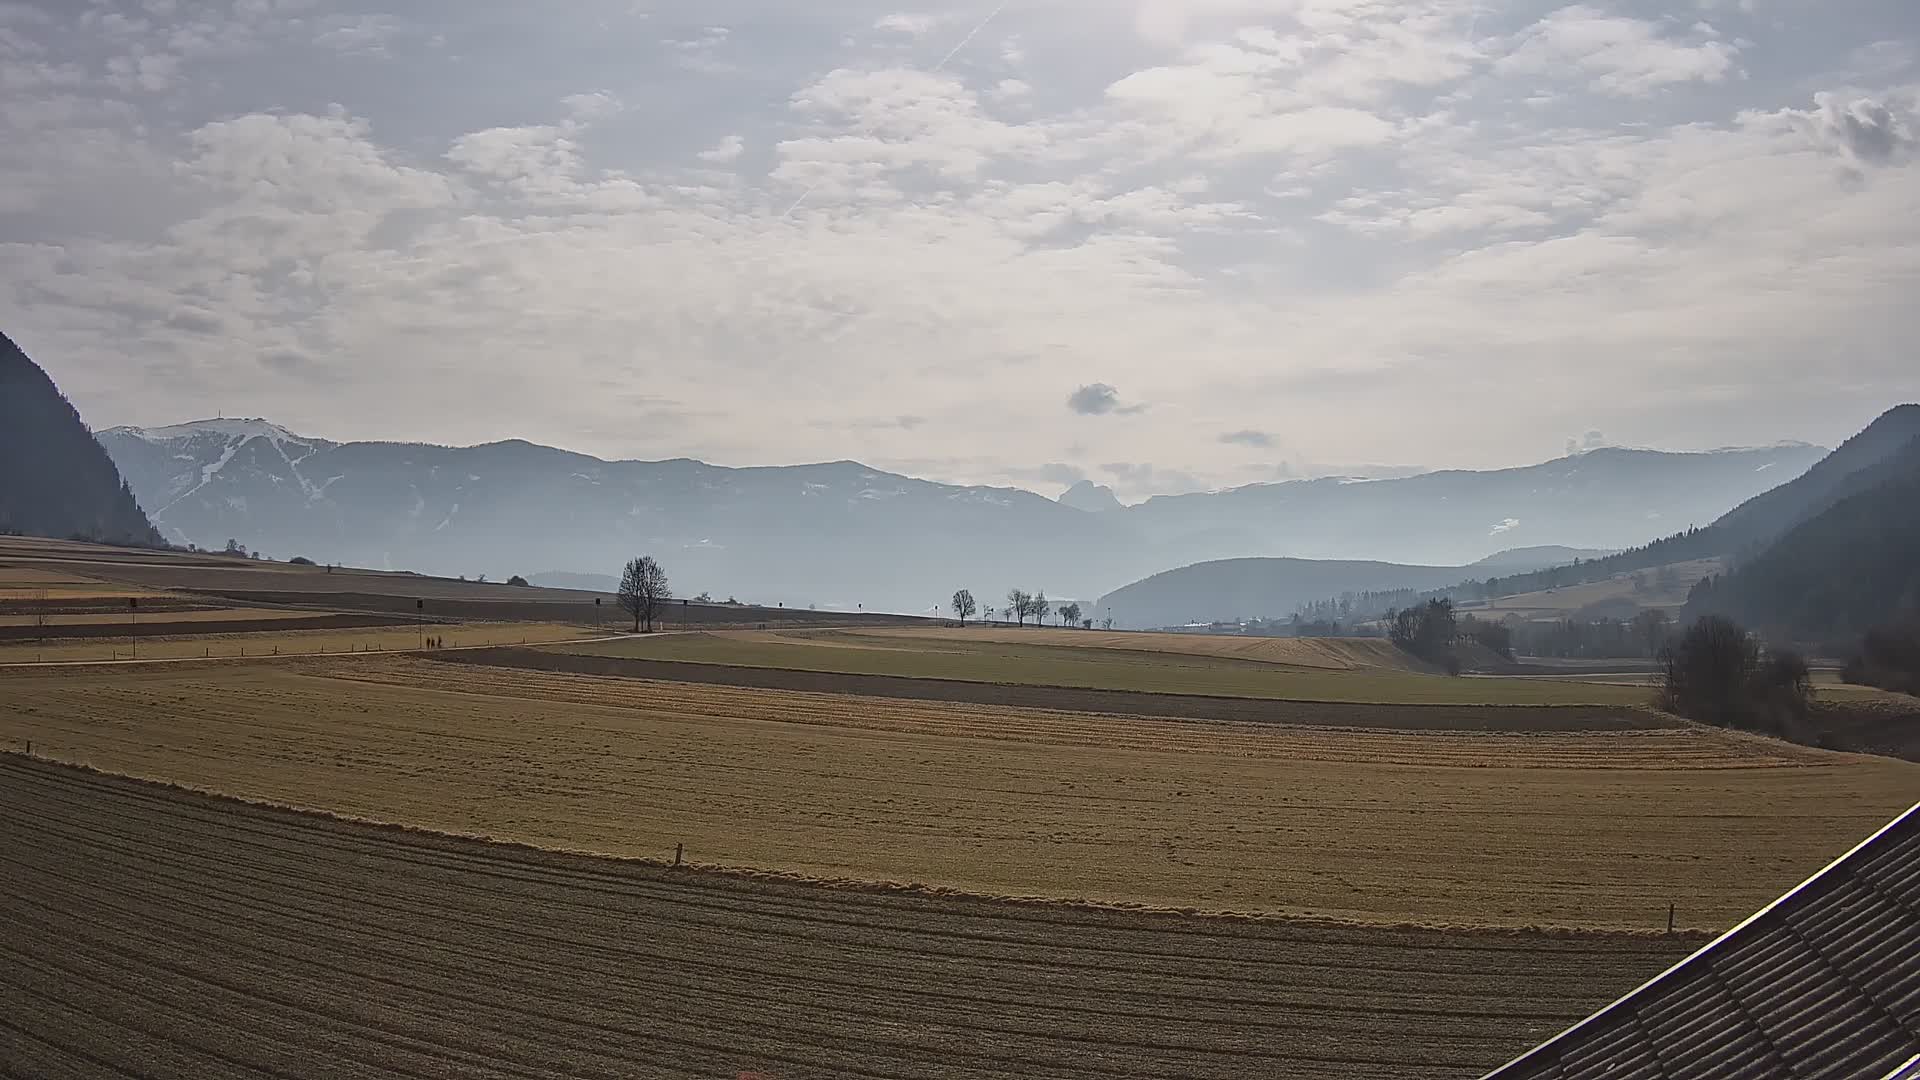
[3, 0, 1917, 500]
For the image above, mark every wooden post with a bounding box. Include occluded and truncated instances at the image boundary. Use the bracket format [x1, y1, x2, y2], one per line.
[23, 740, 30, 758]
[674, 843, 684, 868]
[1667, 903, 1675, 934]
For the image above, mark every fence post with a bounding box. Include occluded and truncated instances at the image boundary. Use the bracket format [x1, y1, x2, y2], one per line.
[1667, 903, 1675, 934]
[674, 843, 684, 868]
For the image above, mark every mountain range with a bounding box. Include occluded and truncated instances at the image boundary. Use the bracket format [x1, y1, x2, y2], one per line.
[0, 332, 158, 547]
[97, 412, 1826, 613]
[1100, 405, 1919, 636]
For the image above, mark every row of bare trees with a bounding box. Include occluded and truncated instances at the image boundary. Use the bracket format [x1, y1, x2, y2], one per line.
[950, 588, 1089, 628]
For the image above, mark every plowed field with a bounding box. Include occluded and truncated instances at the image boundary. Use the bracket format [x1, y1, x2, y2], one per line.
[0, 756, 1695, 1080]
[4, 658, 1913, 929]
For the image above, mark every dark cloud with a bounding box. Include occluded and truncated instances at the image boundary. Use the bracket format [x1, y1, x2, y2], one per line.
[1565, 429, 1607, 455]
[1219, 429, 1273, 448]
[165, 308, 225, 334]
[1067, 383, 1145, 416]
[1795, 93, 1913, 164]
[261, 349, 336, 378]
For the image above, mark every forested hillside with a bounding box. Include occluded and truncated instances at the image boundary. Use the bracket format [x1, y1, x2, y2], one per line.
[0, 332, 161, 546]
[1685, 436, 1920, 645]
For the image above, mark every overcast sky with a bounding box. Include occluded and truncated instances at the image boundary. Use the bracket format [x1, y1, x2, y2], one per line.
[4, 0, 1917, 498]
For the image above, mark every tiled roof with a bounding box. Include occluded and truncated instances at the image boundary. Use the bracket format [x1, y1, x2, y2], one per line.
[1485, 803, 1920, 1080]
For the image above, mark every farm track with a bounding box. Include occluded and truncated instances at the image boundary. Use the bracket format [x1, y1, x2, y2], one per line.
[0, 756, 1693, 1080]
[453, 647, 1666, 730]
[4, 658, 1913, 928]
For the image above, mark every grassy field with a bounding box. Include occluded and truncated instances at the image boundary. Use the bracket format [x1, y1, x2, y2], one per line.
[0, 757, 1697, 1080]
[4, 657, 1912, 930]
[547, 628, 1655, 706]
[0, 622, 599, 663]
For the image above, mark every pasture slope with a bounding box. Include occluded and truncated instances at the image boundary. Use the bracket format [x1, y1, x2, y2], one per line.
[4, 657, 1913, 929]
[0, 756, 1696, 1080]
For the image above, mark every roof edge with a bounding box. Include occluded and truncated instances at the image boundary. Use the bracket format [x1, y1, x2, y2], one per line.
[1481, 800, 1920, 1079]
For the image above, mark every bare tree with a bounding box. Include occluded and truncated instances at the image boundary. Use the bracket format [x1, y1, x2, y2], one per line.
[618, 556, 672, 632]
[1030, 590, 1049, 627]
[1008, 589, 1031, 628]
[951, 589, 978, 626]
[1060, 602, 1083, 627]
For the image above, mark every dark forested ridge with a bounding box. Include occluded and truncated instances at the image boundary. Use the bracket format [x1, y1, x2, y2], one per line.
[0, 332, 161, 546]
[1685, 435, 1920, 645]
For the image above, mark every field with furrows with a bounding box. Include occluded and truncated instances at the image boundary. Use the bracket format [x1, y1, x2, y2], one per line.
[0, 756, 1698, 1080]
[0, 621, 600, 662]
[3, 657, 1913, 929]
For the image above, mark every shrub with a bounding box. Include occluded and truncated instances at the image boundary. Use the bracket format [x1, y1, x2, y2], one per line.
[289, 556, 315, 566]
[1658, 615, 1810, 735]
[507, 575, 530, 587]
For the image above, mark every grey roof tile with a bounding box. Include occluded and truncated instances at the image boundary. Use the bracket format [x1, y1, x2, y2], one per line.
[1484, 803, 1920, 1080]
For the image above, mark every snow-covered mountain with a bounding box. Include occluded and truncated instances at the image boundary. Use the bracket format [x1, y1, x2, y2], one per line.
[98, 418, 1830, 612]
[99, 420, 1125, 610]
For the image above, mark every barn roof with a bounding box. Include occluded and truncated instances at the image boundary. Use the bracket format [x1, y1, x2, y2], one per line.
[1484, 802, 1920, 1080]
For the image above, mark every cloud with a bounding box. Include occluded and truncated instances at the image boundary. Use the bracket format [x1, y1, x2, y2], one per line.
[314, 14, 403, 58]
[1037, 462, 1084, 485]
[3, 0, 1918, 498]
[1566, 430, 1607, 455]
[1067, 383, 1147, 416]
[1100, 461, 1203, 497]
[874, 13, 941, 37]
[1782, 93, 1914, 165]
[1219, 429, 1273, 448]
[1497, 7, 1740, 96]
[697, 134, 744, 163]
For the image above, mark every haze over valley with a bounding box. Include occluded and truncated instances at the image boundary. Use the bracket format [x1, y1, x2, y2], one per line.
[4, 2, 1920, 1078]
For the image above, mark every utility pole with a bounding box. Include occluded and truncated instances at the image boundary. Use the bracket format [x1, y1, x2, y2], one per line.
[416, 598, 425, 649]
[129, 597, 138, 659]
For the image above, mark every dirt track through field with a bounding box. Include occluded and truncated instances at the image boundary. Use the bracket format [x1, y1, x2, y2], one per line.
[461, 647, 1664, 729]
[0, 756, 1694, 1080]
[4, 658, 1913, 929]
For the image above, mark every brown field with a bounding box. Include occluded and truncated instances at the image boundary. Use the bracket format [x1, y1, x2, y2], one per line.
[0, 756, 1698, 1080]
[4, 657, 1913, 930]
[839, 627, 1437, 671]
[0, 560, 178, 603]
[552, 629, 1654, 706]
[458, 647, 1672, 731]
[0, 622, 599, 663]
[0, 606, 347, 627]
[0, 535, 933, 630]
